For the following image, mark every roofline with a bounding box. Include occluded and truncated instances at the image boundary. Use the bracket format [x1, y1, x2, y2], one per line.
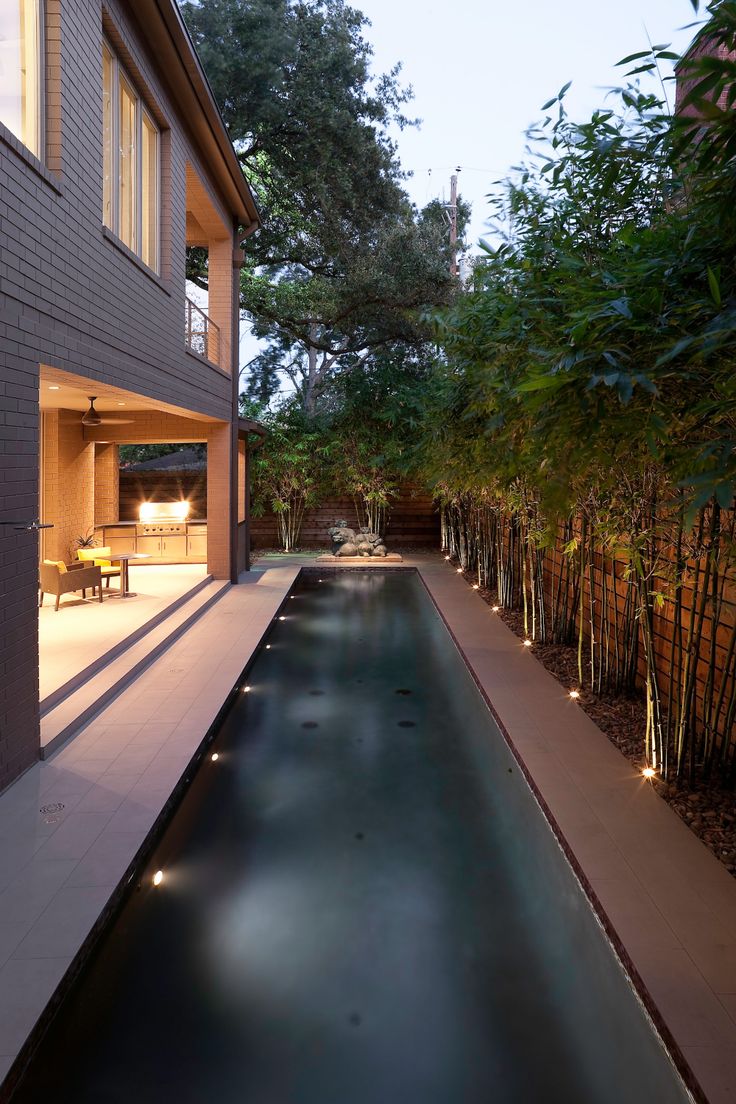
[128, 0, 261, 231]
[238, 417, 268, 439]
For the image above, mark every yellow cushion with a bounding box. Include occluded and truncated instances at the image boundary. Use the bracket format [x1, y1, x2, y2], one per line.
[43, 559, 67, 574]
[77, 547, 112, 567]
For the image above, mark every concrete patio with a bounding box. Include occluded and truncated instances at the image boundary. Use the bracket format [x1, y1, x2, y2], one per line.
[0, 554, 735, 1101]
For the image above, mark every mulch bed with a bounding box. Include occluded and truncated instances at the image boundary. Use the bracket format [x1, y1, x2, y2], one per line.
[454, 564, 736, 878]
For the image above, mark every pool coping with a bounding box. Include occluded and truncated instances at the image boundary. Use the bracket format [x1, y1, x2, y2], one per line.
[2, 555, 736, 1102]
[415, 558, 736, 1104]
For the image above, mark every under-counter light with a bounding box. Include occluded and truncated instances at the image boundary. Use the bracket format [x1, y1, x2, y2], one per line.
[642, 767, 656, 779]
[211, 753, 219, 762]
[153, 870, 164, 886]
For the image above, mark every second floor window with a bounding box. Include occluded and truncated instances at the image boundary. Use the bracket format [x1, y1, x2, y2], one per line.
[0, 0, 42, 156]
[102, 41, 159, 272]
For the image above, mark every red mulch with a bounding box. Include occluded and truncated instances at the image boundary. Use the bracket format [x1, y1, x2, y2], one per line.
[453, 564, 736, 877]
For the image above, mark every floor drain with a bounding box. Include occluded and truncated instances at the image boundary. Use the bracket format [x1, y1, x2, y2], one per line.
[309, 690, 325, 696]
[302, 722, 319, 729]
[355, 832, 364, 841]
[395, 689, 412, 696]
[39, 802, 64, 815]
[397, 721, 416, 728]
[348, 1012, 362, 1027]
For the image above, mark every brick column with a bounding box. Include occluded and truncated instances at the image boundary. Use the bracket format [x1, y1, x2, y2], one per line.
[207, 237, 233, 372]
[206, 421, 231, 578]
[94, 443, 119, 526]
[0, 356, 40, 790]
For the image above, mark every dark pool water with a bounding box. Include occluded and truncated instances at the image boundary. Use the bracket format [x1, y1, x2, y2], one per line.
[11, 570, 689, 1103]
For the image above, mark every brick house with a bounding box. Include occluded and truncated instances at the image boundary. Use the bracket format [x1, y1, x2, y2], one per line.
[0, 0, 260, 790]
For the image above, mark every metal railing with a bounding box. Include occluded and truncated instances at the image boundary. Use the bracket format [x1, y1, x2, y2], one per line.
[185, 297, 220, 366]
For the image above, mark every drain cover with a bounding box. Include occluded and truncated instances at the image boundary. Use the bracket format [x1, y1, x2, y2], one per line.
[309, 690, 325, 696]
[39, 802, 65, 815]
[395, 689, 412, 696]
[302, 722, 319, 729]
[397, 720, 416, 728]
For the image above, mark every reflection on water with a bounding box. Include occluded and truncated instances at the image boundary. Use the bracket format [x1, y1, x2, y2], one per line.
[11, 571, 690, 1104]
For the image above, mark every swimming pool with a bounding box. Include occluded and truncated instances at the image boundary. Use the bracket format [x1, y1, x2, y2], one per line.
[10, 569, 691, 1102]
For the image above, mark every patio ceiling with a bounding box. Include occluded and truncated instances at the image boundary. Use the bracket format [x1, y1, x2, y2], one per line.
[39, 365, 217, 422]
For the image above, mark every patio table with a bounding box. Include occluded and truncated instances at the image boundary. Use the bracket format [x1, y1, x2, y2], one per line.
[107, 552, 150, 598]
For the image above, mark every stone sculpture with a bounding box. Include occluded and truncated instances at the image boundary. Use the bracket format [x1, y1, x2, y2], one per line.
[327, 520, 388, 558]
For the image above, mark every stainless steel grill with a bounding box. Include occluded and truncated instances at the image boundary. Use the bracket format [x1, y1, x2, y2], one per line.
[136, 502, 189, 536]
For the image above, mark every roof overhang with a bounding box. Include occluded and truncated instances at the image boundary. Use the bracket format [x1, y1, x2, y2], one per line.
[238, 417, 267, 440]
[126, 0, 260, 233]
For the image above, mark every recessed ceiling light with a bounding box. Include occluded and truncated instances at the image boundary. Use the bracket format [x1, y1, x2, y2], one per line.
[116, 402, 125, 406]
[49, 385, 60, 390]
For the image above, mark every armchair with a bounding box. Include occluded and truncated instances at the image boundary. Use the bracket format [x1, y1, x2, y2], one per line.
[76, 546, 121, 589]
[39, 560, 103, 611]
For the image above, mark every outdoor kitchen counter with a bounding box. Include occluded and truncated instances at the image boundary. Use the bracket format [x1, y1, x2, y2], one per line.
[93, 521, 207, 563]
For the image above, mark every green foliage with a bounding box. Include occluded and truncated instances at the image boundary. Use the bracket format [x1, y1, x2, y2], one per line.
[181, 0, 466, 412]
[251, 403, 331, 549]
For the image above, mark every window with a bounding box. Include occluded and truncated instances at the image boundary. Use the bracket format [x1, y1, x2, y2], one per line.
[102, 41, 159, 271]
[0, 0, 42, 156]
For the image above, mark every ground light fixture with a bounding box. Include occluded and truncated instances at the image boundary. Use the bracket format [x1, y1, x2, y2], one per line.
[211, 753, 219, 762]
[642, 767, 656, 779]
[472, 584, 479, 590]
[279, 616, 286, 621]
[444, 555, 450, 561]
[243, 685, 252, 693]
[569, 689, 581, 700]
[265, 644, 271, 650]
[523, 639, 533, 648]
[456, 568, 463, 574]
[492, 605, 500, 613]
[152, 870, 164, 887]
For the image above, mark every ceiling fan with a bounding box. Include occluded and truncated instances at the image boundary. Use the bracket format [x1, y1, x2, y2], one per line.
[81, 396, 134, 427]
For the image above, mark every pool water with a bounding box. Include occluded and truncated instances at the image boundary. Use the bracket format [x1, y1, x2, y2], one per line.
[11, 570, 690, 1103]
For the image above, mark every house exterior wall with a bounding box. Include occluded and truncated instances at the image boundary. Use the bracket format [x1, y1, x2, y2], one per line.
[0, 0, 250, 790]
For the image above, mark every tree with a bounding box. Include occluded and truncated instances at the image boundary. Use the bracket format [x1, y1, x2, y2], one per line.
[181, 0, 466, 412]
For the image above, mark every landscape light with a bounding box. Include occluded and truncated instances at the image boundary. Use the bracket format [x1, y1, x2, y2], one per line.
[642, 767, 656, 779]
[456, 568, 463, 574]
[153, 870, 163, 887]
[265, 644, 271, 650]
[523, 639, 532, 648]
[243, 685, 252, 693]
[444, 555, 450, 561]
[279, 616, 286, 621]
[472, 584, 479, 590]
[569, 689, 580, 700]
[492, 605, 500, 613]
[211, 753, 219, 762]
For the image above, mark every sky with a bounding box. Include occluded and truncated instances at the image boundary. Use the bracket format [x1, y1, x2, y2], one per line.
[354, 0, 703, 251]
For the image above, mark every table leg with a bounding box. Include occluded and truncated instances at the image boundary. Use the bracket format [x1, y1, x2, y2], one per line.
[120, 560, 130, 598]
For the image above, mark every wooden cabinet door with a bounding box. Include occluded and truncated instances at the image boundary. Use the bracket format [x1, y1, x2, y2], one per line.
[186, 532, 207, 560]
[105, 530, 137, 556]
[161, 535, 187, 561]
[136, 535, 162, 558]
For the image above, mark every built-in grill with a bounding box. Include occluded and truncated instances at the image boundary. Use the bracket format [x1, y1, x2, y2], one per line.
[135, 502, 189, 537]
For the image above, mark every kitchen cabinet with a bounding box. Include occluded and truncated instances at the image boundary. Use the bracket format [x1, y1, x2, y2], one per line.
[186, 531, 207, 560]
[95, 524, 207, 563]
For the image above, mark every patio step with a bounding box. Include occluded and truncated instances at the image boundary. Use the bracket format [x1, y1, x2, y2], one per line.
[40, 577, 231, 758]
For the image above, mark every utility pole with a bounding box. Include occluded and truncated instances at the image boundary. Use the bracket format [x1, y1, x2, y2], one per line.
[448, 168, 460, 277]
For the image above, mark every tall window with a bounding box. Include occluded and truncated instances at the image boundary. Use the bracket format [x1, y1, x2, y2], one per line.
[0, 0, 42, 156]
[102, 40, 159, 272]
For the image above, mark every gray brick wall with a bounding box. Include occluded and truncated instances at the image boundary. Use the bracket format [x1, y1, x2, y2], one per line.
[0, 0, 241, 791]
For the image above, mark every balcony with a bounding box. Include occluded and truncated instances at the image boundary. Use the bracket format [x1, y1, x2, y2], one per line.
[185, 296, 220, 366]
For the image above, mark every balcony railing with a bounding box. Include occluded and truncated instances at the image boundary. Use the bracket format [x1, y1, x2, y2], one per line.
[185, 296, 220, 366]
